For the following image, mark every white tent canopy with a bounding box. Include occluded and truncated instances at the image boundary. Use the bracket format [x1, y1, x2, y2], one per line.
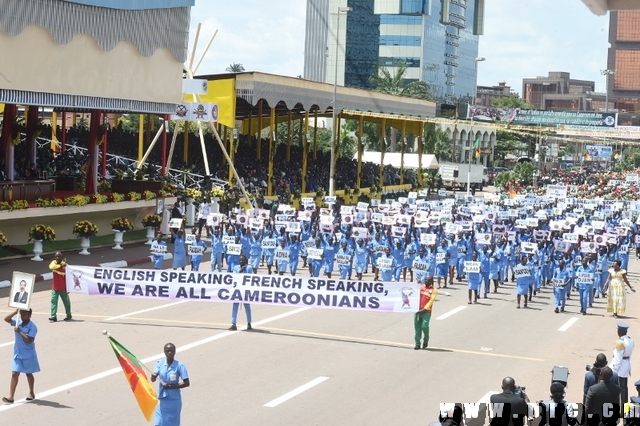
[357, 152, 439, 170]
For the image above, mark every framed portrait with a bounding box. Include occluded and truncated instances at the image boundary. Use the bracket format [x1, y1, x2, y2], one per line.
[9, 271, 36, 310]
[156, 198, 165, 215]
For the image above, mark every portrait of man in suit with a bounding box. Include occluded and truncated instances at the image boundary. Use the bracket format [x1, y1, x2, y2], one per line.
[13, 280, 28, 304]
[8, 272, 35, 310]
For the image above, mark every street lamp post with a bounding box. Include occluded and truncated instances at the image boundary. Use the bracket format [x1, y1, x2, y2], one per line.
[329, 6, 352, 197]
[601, 69, 616, 165]
[467, 57, 485, 195]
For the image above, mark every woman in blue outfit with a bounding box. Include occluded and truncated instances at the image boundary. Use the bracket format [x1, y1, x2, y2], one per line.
[435, 239, 449, 288]
[3, 308, 39, 404]
[377, 247, 396, 282]
[353, 238, 368, 281]
[514, 256, 532, 309]
[336, 241, 352, 279]
[288, 235, 301, 276]
[466, 252, 482, 304]
[152, 233, 168, 270]
[151, 343, 190, 426]
[172, 229, 187, 271]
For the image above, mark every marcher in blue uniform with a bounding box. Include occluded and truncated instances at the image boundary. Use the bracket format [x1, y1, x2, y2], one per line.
[3, 309, 39, 404]
[353, 238, 368, 281]
[575, 256, 596, 316]
[308, 238, 324, 278]
[288, 234, 301, 276]
[478, 245, 492, 297]
[466, 252, 482, 304]
[403, 234, 417, 282]
[514, 256, 532, 309]
[210, 228, 225, 272]
[152, 233, 167, 270]
[151, 343, 189, 426]
[248, 231, 263, 272]
[551, 258, 571, 313]
[189, 234, 207, 271]
[435, 239, 449, 288]
[275, 238, 290, 275]
[336, 241, 352, 279]
[229, 255, 253, 330]
[172, 230, 187, 271]
[378, 247, 397, 282]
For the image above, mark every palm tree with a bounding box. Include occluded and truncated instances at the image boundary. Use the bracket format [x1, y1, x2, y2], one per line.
[423, 123, 452, 162]
[225, 63, 245, 73]
[370, 63, 432, 151]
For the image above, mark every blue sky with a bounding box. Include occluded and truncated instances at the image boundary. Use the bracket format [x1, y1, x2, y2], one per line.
[189, 0, 610, 95]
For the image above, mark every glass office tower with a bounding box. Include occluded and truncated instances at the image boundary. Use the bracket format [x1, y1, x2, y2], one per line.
[304, 0, 484, 103]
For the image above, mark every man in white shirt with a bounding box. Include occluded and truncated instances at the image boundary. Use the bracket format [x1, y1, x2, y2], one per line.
[197, 200, 211, 237]
[611, 321, 635, 408]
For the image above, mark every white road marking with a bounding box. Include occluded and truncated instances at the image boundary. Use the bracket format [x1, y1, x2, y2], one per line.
[264, 376, 329, 408]
[0, 306, 311, 412]
[435, 306, 466, 320]
[477, 391, 498, 403]
[105, 300, 189, 321]
[0, 341, 13, 348]
[558, 317, 578, 332]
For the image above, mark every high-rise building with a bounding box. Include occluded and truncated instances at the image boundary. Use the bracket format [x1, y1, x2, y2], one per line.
[608, 11, 640, 115]
[475, 82, 517, 107]
[522, 72, 602, 111]
[304, 0, 484, 104]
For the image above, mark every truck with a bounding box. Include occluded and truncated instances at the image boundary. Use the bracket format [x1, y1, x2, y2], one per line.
[438, 162, 487, 191]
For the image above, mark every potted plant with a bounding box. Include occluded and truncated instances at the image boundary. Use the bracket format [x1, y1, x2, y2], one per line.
[72, 220, 99, 256]
[0, 231, 7, 246]
[28, 224, 55, 261]
[111, 217, 133, 250]
[142, 214, 162, 244]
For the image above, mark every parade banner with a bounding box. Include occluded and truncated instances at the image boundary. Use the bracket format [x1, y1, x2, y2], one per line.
[65, 266, 420, 313]
[467, 106, 618, 129]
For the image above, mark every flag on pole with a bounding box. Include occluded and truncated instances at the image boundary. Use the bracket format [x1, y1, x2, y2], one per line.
[584, 151, 592, 161]
[107, 336, 158, 421]
[474, 137, 481, 158]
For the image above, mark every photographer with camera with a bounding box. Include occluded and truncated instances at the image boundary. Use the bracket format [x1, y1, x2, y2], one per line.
[489, 377, 529, 426]
[584, 353, 619, 405]
[538, 382, 577, 426]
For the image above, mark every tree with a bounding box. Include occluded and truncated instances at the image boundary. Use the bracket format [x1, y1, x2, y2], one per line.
[343, 120, 381, 151]
[491, 97, 534, 110]
[225, 63, 245, 73]
[370, 62, 433, 151]
[423, 123, 452, 162]
[513, 162, 535, 185]
[494, 129, 526, 164]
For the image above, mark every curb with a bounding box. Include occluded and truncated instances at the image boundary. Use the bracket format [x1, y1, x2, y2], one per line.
[0, 253, 174, 289]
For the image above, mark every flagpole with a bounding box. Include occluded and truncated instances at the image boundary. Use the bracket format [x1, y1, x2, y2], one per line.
[466, 146, 471, 196]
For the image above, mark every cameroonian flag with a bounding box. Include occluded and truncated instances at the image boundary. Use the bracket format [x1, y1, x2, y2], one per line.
[584, 151, 592, 161]
[107, 336, 158, 421]
[614, 152, 621, 160]
[509, 187, 517, 199]
[474, 136, 481, 158]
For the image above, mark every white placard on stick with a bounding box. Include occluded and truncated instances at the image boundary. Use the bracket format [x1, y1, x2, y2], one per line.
[226, 244, 242, 255]
[307, 248, 324, 260]
[464, 261, 481, 274]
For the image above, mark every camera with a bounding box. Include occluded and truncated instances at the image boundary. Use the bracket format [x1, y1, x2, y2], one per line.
[514, 385, 528, 402]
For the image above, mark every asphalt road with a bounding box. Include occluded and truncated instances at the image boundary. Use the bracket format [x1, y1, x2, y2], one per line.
[0, 227, 637, 425]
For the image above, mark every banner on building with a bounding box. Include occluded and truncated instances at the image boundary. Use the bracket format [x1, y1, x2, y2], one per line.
[65, 266, 420, 313]
[467, 106, 617, 129]
[585, 145, 613, 160]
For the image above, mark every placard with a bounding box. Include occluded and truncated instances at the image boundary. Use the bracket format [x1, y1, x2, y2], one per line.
[420, 234, 437, 246]
[576, 272, 594, 284]
[513, 266, 531, 279]
[464, 261, 481, 274]
[352, 227, 369, 239]
[436, 252, 447, 264]
[356, 202, 369, 212]
[302, 240, 316, 249]
[580, 241, 597, 254]
[336, 254, 351, 265]
[438, 189, 447, 197]
[377, 258, 394, 269]
[307, 248, 324, 260]
[551, 278, 566, 287]
[169, 218, 183, 229]
[324, 196, 337, 205]
[226, 244, 242, 255]
[475, 233, 492, 245]
[275, 249, 290, 260]
[187, 245, 205, 256]
[9, 271, 36, 310]
[261, 239, 277, 249]
[413, 260, 429, 272]
[563, 233, 578, 243]
[185, 234, 196, 244]
[150, 243, 168, 255]
[520, 242, 538, 254]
